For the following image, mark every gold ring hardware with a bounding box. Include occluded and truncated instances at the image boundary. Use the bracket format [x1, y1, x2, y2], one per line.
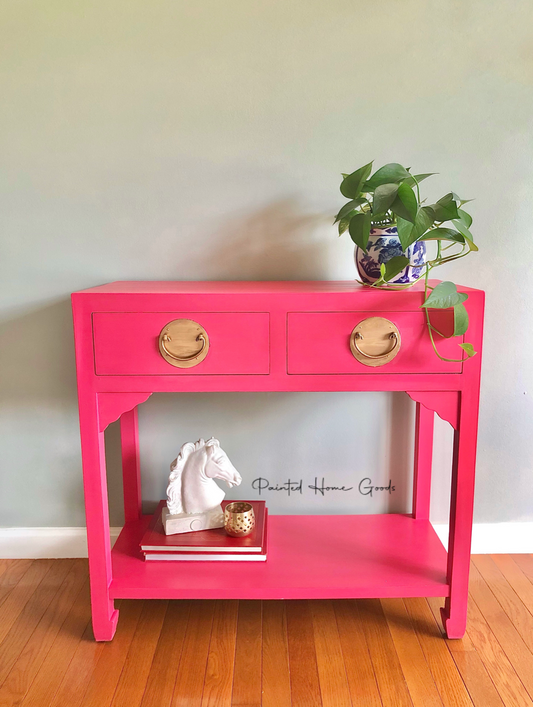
[353, 331, 399, 359]
[350, 317, 401, 368]
[158, 319, 210, 369]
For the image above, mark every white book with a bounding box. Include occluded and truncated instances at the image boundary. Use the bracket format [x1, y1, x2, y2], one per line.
[143, 552, 267, 561]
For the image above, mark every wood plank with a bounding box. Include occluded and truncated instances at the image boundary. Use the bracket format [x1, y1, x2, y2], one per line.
[79, 600, 144, 707]
[140, 601, 190, 707]
[0, 560, 87, 707]
[310, 600, 352, 707]
[403, 598, 473, 707]
[110, 600, 168, 707]
[286, 600, 322, 707]
[358, 598, 413, 707]
[334, 600, 382, 707]
[48, 609, 111, 707]
[512, 555, 533, 583]
[426, 597, 504, 707]
[170, 600, 215, 707]
[201, 600, 238, 707]
[491, 555, 533, 620]
[469, 561, 533, 697]
[449, 651, 505, 707]
[262, 601, 291, 707]
[463, 593, 533, 707]
[381, 598, 443, 707]
[0, 561, 53, 646]
[473, 555, 533, 652]
[20, 578, 92, 707]
[231, 601, 262, 707]
[0, 561, 34, 609]
[0, 560, 71, 688]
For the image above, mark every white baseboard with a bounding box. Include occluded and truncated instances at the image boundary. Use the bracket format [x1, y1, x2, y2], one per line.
[433, 522, 533, 554]
[0, 522, 531, 559]
[0, 527, 122, 559]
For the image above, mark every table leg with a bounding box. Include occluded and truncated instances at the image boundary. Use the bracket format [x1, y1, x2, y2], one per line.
[79, 392, 119, 641]
[441, 388, 479, 639]
[120, 406, 142, 523]
[412, 402, 434, 520]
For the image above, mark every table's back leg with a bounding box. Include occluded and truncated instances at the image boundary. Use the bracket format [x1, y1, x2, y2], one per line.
[441, 388, 479, 639]
[79, 393, 119, 641]
[412, 402, 434, 520]
[120, 406, 142, 523]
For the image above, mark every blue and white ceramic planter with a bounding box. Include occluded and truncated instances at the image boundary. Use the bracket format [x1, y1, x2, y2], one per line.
[355, 226, 426, 285]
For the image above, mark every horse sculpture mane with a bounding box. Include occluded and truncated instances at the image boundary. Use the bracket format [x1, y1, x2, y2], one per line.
[164, 437, 242, 534]
[166, 438, 211, 515]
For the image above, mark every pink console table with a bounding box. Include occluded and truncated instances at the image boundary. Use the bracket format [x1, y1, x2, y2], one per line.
[72, 281, 484, 641]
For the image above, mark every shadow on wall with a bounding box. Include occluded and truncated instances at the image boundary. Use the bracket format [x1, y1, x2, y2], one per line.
[185, 198, 334, 280]
[1, 198, 415, 525]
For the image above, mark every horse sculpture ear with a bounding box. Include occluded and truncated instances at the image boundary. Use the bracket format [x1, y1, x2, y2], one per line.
[205, 437, 220, 449]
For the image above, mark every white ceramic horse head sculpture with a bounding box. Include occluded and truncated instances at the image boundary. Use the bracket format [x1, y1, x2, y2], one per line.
[166, 437, 242, 516]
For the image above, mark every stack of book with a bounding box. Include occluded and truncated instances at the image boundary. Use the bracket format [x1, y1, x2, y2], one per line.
[140, 500, 268, 561]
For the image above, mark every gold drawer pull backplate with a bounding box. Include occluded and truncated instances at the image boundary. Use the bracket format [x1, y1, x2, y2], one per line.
[350, 317, 401, 367]
[159, 319, 210, 368]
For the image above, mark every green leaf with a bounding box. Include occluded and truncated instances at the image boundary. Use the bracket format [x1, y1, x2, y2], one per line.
[404, 173, 437, 187]
[453, 302, 469, 336]
[420, 227, 465, 243]
[340, 162, 373, 199]
[451, 219, 477, 251]
[422, 281, 468, 309]
[364, 163, 410, 191]
[452, 193, 474, 208]
[390, 182, 418, 223]
[399, 206, 435, 249]
[334, 198, 366, 223]
[456, 208, 472, 228]
[372, 183, 399, 217]
[464, 235, 479, 252]
[430, 193, 460, 222]
[383, 255, 410, 282]
[459, 342, 477, 357]
[396, 217, 413, 250]
[338, 216, 351, 236]
[348, 212, 372, 251]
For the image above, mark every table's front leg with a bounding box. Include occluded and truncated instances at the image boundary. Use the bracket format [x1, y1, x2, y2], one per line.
[79, 392, 118, 641]
[441, 387, 480, 639]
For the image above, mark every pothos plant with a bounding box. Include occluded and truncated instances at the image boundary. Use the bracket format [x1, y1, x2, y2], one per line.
[334, 161, 478, 362]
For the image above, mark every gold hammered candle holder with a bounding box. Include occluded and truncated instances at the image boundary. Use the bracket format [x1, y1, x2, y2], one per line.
[224, 502, 255, 537]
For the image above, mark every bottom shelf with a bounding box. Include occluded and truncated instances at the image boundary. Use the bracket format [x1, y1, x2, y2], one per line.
[110, 513, 449, 600]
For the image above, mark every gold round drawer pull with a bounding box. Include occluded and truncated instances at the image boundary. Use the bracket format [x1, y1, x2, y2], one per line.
[353, 331, 399, 359]
[160, 332, 207, 361]
[350, 317, 401, 367]
[158, 319, 210, 368]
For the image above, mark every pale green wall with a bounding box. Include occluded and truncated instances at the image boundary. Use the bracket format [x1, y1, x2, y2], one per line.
[1, 0, 532, 527]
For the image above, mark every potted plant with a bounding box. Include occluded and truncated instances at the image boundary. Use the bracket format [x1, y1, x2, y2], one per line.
[334, 161, 478, 362]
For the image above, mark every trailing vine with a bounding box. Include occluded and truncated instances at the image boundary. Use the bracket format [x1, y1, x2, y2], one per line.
[335, 162, 478, 361]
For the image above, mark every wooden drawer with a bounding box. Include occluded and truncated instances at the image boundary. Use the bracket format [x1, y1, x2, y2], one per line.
[93, 312, 270, 375]
[287, 311, 462, 374]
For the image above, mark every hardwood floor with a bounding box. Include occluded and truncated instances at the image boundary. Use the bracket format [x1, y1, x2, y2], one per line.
[0, 557, 533, 706]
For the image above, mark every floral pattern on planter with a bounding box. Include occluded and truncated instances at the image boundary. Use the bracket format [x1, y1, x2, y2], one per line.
[355, 226, 426, 284]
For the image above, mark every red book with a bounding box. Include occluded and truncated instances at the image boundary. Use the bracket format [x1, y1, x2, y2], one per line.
[143, 512, 268, 562]
[140, 500, 267, 555]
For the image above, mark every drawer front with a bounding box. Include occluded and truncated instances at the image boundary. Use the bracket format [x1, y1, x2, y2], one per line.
[287, 311, 462, 374]
[93, 312, 270, 375]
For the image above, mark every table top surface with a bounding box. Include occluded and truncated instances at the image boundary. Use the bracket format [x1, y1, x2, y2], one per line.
[74, 279, 483, 295]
